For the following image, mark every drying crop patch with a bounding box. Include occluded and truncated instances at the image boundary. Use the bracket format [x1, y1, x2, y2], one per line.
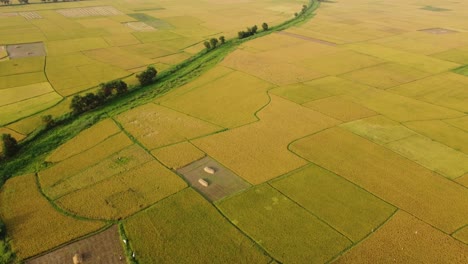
[6, 42, 45, 59]
[125, 22, 156, 32]
[56, 6, 123, 18]
[217, 184, 351, 263]
[177, 156, 251, 202]
[193, 95, 340, 185]
[0, 174, 105, 260]
[271, 164, 396, 242]
[124, 188, 271, 263]
[386, 135, 468, 179]
[45, 144, 154, 200]
[27, 225, 125, 264]
[340, 115, 416, 145]
[39, 132, 133, 190]
[290, 127, 468, 234]
[151, 141, 205, 169]
[340, 63, 430, 90]
[160, 70, 272, 128]
[0, 92, 62, 126]
[0, 56, 44, 77]
[334, 211, 468, 263]
[0, 82, 54, 107]
[303, 96, 377, 122]
[404, 120, 468, 154]
[344, 42, 460, 74]
[221, 49, 324, 85]
[55, 160, 187, 220]
[115, 103, 222, 150]
[389, 72, 468, 112]
[346, 88, 463, 122]
[46, 119, 121, 163]
[83, 47, 153, 70]
[302, 50, 385, 75]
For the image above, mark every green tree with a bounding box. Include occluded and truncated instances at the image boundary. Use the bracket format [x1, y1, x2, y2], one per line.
[262, 22, 269, 31]
[136, 66, 157, 86]
[210, 38, 219, 48]
[219, 36, 225, 44]
[41, 115, 55, 129]
[1, 134, 18, 158]
[251, 25, 258, 34]
[203, 41, 211, 50]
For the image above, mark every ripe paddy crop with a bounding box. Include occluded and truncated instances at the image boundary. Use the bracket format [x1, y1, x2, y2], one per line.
[151, 141, 205, 169]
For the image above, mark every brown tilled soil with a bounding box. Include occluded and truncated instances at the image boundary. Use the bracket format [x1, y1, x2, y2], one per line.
[177, 156, 251, 202]
[6, 42, 46, 59]
[27, 225, 126, 264]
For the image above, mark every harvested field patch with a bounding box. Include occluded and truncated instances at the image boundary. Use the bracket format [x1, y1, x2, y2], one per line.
[334, 211, 468, 264]
[217, 184, 351, 263]
[125, 22, 155, 32]
[46, 119, 121, 163]
[115, 103, 222, 150]
[6, 42, 45, 59]
[290, 127, 468, 233]
[386, 135, 468, 179]
[160, 70, 272, 128]
[124, 188, 271, 263]
[271, 164, 396, 242]
[151, 141, 205, 169]
[340, 115, 416, 145]
[221, 49, 324, 85]
[46, 144, 154, 200]
[192, 95, 339, 184]
[26, 225, 125, 264]
[404, 120, 468, 154]
[389, 72, 468, 112]
[0, 82, 54, 107]
[302, 50, 385, 75]
[39, 132, 133, 190]
[56, 6, 123, 18]
[18, 11, 42, 20]
[177, 156, 251, 202]
[0, 174, 105, 260]
[55, 160, 187, 220]
[303, 96, 377, 122]
[340, 63, 430, 89]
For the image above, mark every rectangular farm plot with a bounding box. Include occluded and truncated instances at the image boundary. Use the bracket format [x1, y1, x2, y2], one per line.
[340, 63, 430, 90]
[270, 83, 332, 105]
[0, 82, 54, 106]
[386, 135, 468, 179]
[290, 127, 468, 234]
[0, 56, 44, 77]
[445, 116, 468, 132]
[6, 42, 46, 59]
[0, 72, 47, 90]
[271, 164, 396, 242]
[151, 141, 205, 169]
[0, 174, 105, 260]
[55, 160, 187, 220]
[334, 211, 468, 264]
[303, 96, 377, 122]
[177, 156, 251, 202]
[453, 226, 468, 244]
[124, 188, 271, 263]
[56, 6, 123, 18]
[161, 70, 272, 128]
[217, 184, 351, 263]
[432, 47, 468, 64]
[115, 103, 222, 150]
[27, 225, 125, 264]
[83, 47, 153, 70]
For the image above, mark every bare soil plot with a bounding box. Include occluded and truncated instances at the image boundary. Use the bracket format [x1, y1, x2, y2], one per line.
[6, 42, 46, 59]
[56, 6, 123, 18]
[333, 211, 468, 264]
[27, 226, 125, 264]
[177, 156, 250, 202]
[19, 12, 42, 20]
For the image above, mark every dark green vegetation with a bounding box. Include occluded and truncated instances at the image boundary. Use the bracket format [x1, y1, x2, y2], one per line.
[421, 5, 451, 12]
[0, 220, 14, 264]
[453, 65, 468, 76]
[0, 134, 18, 160]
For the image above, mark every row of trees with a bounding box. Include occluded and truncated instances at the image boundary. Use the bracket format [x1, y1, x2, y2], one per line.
[295, 4, 309, 17]
[203, 36, 225, 50]
[0, 134, 18, 160]
[70, 66, 157, 115]
[238, 23, 268, 39]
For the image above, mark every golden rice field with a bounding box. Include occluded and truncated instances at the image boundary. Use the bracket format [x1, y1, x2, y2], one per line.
[2, 0, 468, 262]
